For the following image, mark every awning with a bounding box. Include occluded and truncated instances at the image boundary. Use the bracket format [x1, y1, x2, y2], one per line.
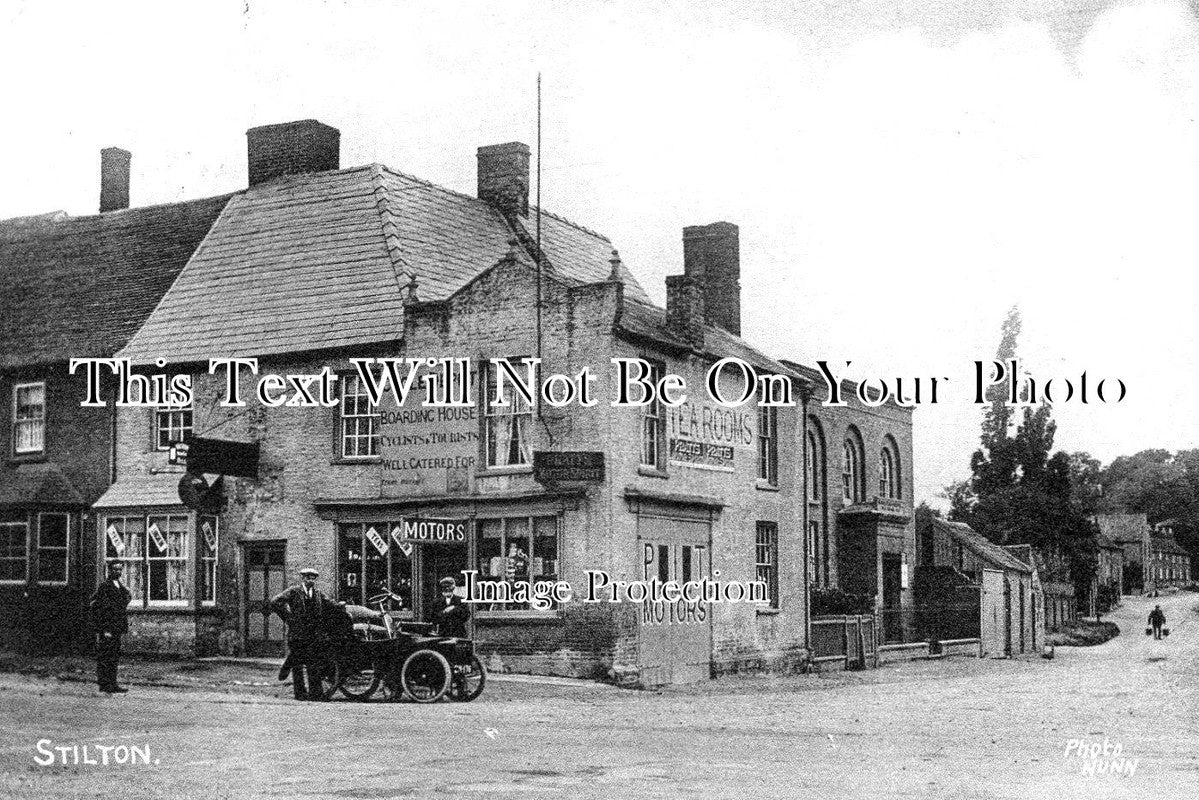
[93, 472, 197, 509]
[0, 463, 86, 507]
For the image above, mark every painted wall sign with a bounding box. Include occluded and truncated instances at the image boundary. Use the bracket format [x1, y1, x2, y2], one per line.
[379, 397, 479, 497]
[533, 451, 605, 484]
[390, 518, 468, 543]
[665, 401, 752, 472]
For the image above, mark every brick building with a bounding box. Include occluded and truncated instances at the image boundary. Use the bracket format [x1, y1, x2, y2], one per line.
[0, 152, 229, 653]
[1094, 513, 1151, 594]
[84, 119, 829, 685]
[782, 363, 915, 644]
[1149, 521, 1191, 589]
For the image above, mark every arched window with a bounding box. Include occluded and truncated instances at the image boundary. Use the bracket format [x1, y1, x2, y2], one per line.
[842, 428, 864, 503]
[805, 427, 823, 502]
[879, 436, 901, 500]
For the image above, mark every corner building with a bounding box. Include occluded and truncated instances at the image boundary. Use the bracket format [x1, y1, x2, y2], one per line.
[103, 120, 815, 686]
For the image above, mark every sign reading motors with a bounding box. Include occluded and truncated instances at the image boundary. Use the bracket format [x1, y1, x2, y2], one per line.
[392, 518, 468, 543]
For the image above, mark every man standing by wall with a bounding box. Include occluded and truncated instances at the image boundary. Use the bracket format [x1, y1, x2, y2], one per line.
[90, 562, 132, 694]
[271, 568, 335, 701]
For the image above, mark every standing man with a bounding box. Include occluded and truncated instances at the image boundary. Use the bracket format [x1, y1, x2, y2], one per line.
[431, 576, 469, 638]
[271, 567, 335, 701]
[1148, 605, 1166, 639]
[90, 562, 132, 694]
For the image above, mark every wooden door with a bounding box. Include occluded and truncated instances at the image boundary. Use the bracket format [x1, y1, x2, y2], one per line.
[243, 541, 286, 656]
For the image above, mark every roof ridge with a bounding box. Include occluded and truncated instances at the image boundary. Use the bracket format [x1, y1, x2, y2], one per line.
[529, 204, 612, 242]
[369, 164, 416, 299]
[376, 164, 484, 206]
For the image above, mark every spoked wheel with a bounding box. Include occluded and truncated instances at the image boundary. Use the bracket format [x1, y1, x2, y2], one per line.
[399, 649, 451, 703]
[449, 654, 486, 702]
[311, 655, 341, 701]
[338, 658, 382, 701]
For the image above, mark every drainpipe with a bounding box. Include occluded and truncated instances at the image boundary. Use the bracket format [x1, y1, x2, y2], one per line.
[800, 387, 812, 666]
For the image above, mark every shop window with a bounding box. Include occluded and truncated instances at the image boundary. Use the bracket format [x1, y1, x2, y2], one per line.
[758, 405, 778, 485]
[483, 360, 532, 468]
[103, 513, 192, 605]
[36, 513, 69, 584]
[475, 515, 559, 611]
[13, 382, 45, 455]
[340, 373, 380, 459]
[155, 405, 193, 451]
[755, 522, 778, 608]
[198, 516, 218, 604]
[337, 522, 413, 613]
[0, 513, 28, 583]
[640, 359, 666, 470]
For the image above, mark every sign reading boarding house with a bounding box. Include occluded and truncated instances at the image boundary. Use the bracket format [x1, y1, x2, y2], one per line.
[376, 372, 479, 497]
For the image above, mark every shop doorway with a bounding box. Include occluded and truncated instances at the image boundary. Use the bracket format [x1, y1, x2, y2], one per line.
[243, 541, 286, 657]
[636, 516, 712, 687]
[417, 543, 468, 626]
[881, 553, 903, 644]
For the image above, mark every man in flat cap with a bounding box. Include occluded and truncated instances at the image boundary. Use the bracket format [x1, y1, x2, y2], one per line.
[271, 567, 337, 700]
[430, 575, 469, 638]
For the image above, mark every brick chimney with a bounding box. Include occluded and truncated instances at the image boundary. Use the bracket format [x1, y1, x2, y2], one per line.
[665, 274, 705, 350]
[99, 147, 131, 212]
[477, 142, 530, 218]
[683, 222, 740, 336]
[246, 120, 340, 187]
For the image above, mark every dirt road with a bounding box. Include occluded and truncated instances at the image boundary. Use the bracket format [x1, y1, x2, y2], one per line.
[1, 592, 1195, 799]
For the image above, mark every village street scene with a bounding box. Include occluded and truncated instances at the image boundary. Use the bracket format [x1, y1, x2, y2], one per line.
[0, 591, 1195, 799]
[3, 1, 1199, 798]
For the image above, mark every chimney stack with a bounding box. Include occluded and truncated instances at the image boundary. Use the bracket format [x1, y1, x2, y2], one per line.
[99, 147, 131, 213]
[665, 274, 705, 350]
[477, 142, 530, 218]
[683, 222, 740, 336]
[246, 119, 340, 187]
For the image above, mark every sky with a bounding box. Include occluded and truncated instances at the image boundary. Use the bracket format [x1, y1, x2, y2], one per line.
[3, 0, 1198, 506]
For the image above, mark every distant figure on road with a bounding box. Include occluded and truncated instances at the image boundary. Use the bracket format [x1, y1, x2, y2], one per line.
[1148, 605, 1166, 639]
[90, 562, 132, 694]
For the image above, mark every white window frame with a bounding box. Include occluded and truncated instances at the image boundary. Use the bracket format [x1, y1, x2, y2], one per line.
[755, 521, 779, 608]
[102, 512, 193, 607]
[0, 516, 29, 584]
[12, 382, 46, 455]
[483, 360, 533, 469]
[640, 360, 665, 470]
[155, 406, 193, 451]
[339, 373, 380, 459]
[36, 512, 70, 586]
[758, 405, 778, 485]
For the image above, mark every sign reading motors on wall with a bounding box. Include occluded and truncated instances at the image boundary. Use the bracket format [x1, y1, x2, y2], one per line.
[389, 518, 468, 544]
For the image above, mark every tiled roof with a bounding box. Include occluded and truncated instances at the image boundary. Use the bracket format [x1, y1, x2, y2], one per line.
[0, 463, 85, 506]
[119, 165, 650, 364]
[0, 195, 232, 369]
[93, 472, 198, 508]
[617, 299, 808, 384]
[1092, 513, 1149, 545]
[933, 518, 1033, 574]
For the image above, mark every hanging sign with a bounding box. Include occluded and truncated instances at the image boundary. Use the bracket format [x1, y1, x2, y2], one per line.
[365, 525, 389, 555]
[147, 522, 167, 552]
[200, 520, 217, 552]
[106, 525, 125, 556]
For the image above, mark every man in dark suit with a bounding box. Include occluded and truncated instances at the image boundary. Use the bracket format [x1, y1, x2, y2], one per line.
[431, 576, 469, 638]
[271, 568, 336, 700]
[90, 562, 132, 694]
